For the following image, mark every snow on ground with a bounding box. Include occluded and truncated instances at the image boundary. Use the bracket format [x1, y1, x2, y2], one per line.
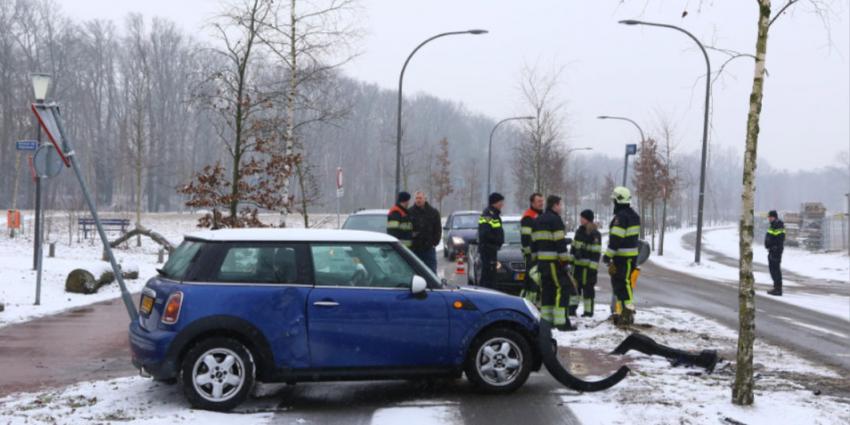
[651, 226, 850, 322]
[0, 306, 846, 424]
[0, 212, 343, 328]
[704, 227, 849, 283]
[554, 306, 850, 425]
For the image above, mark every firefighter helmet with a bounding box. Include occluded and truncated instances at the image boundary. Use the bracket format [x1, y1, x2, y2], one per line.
[611, 186, 631, 205]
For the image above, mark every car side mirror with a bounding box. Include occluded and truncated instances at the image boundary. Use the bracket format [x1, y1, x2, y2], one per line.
[411, 275, 427, 294]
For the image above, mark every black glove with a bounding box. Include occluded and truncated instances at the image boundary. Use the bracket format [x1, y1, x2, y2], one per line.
[602, 255, 611, 265]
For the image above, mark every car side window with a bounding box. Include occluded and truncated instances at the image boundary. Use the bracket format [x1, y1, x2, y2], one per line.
[212, 244, 301, 284]
[311, 243, 415, 288]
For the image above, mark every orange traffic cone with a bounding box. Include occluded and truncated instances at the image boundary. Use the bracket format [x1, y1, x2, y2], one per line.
[455, 252, 466, 275]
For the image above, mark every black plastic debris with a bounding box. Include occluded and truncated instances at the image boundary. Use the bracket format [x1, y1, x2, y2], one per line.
[538, 321, 631, 392]
[611, 332, 719, 373]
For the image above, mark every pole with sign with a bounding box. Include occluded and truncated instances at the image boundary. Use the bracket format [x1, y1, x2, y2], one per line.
[622, 143, 638, 186]
[336, 167, 344, 228]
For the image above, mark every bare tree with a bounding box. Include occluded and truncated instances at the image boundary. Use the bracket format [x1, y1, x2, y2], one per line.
[255, 0, 361, 226]
[655, 114, 679, 256]
[514, 64, 567, 205]
[431, 137, 453, 212]
[733, 0, 835, 406]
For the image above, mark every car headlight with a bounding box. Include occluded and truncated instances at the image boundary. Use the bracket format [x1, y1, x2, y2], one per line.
[495, 260, 502, 271]
[523, 298, 541, 322]
[451, 236, 464, 246]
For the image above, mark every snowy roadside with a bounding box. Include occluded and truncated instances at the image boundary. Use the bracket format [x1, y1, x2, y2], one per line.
[650, 226, 850, 322]
[0, 212, 343, 328]
[705, 227, 848, 283]
[1, 306, 847, 424]
[553, 307, 850, 425]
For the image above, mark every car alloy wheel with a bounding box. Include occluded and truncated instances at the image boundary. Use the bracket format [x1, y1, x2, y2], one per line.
[192, 348, 246, 402]
[475, 337, 523, 386]
[181, 337, 255, 411]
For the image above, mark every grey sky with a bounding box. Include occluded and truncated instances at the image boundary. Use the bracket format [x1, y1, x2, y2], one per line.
[62, 0, 849, 171]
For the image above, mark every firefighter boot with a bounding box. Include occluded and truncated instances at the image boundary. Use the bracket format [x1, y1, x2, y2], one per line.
[581, 298, 594, 318]
[767, 288, 782, 296]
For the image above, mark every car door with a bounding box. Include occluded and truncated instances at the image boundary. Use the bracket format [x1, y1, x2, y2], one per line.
[306, 242, 450, 369]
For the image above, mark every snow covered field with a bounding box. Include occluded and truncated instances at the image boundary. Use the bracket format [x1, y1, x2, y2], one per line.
[0, 212, 343, 328]
[0, 306, 846, 424]
[650, 226, 850, 321]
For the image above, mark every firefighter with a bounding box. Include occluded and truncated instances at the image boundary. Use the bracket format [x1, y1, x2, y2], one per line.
[387, 192, 413, 248]
[765, 210, 785, 296]
[478, 193, 505, 289]
[603, 187, 640, 326]
[532, 195, 575, 331]
[571, 209, 602, 318]
[520, 193, 544, 303]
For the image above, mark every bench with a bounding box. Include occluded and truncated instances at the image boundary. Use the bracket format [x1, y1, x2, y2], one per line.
[78, 218, 131, 240]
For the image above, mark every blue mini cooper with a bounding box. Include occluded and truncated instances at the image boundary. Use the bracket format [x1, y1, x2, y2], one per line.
[130, 229, 542, 411]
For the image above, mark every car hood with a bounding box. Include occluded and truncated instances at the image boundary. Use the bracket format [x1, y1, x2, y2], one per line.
[448, 228, 477, 241]
[497, 245, 524, 262]
[454, 286, 535, 318]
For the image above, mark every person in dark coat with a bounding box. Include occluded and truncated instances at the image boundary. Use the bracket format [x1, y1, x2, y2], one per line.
[520, 193, 544, 303]
[409, 191, 442, 272]
[387, 192, 413, 248]
[478, 192, 505, 289]
[765, 210, 786, 296]
[571, 209, 602, 317]
[531, 195, 574, 331]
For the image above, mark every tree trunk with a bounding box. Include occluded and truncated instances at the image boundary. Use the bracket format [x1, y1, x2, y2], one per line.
[10, 152, 21, 238]
[659, 194, 668, 256]
[280, 0, 298, 228]
[733, 0, 771, 406]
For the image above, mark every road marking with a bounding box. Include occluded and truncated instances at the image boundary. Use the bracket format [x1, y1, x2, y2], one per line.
[774, 315, 849, 339]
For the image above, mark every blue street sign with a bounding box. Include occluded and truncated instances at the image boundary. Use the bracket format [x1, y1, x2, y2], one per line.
[626, 144, 637, 155]
[16, 140, 38, 151]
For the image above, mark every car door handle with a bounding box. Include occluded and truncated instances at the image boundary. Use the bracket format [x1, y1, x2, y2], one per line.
[313, 301, 340, 307]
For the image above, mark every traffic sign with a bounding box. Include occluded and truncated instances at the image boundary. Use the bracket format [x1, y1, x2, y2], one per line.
[16, 140, 38, 151]
[626, 144, 637, 155]
[33, 144, 63, 178]
[336, 167, 344, 198]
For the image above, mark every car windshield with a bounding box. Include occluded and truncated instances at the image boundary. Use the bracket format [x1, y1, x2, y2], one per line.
[503, 221, 521, 244]
[451, 214, 478, 229]
[342, 214, 386, 233]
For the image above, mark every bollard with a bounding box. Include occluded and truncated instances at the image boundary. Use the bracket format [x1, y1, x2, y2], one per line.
[157, 249, 165, 264]
[48, 242, 56, 258]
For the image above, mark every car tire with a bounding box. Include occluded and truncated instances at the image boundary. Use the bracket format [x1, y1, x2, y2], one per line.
[464, 328, 532, 393]
[181, 337, 255, 411]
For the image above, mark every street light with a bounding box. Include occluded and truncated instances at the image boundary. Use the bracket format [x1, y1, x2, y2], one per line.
[487, 116, 534, 196]
[619, 19, 711, 264]
[597, 115, 645, 186]
[566, 147, 593, 155]
[395, 29, 488, 196]
[31, 73, 51, 101]
[30, 73, 51, 275]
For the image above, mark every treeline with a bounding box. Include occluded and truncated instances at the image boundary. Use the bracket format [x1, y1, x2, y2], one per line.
[0, 0, 844, 229]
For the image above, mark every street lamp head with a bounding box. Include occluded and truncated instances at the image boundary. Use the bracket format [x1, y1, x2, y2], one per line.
[467, 29, 488, 35]
[619, 19, 642, 26]
[521, 115, 535, 120]
[31, 73, 52, 102]
[597, 115, 610, 120]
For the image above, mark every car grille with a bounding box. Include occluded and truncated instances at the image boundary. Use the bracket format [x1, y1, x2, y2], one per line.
[510, 262, 526, 271]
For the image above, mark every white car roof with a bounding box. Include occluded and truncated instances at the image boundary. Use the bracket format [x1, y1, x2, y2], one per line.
[350, 209, 387, 215]
[501, 215, 520, 222]
[186, 228, 397, 243]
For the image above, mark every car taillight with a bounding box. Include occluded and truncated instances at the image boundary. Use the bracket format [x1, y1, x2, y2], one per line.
[161, 292, 183, 325]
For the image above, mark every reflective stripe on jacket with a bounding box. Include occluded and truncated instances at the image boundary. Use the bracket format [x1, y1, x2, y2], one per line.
[531, 209, 569, 263]
[606, 205, 641, 258]
[387, 204, 413, 247]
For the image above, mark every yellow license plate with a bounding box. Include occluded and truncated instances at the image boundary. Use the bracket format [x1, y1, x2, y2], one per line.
[516, 272, 525, 281]
[140, 296, 154, 315]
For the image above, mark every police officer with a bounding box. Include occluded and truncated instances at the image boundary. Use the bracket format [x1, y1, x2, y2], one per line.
[765, 210, 786, 296]
[532, 195, 574, 331]
[603, 187, 640, 326]
[387, 192, 413, 248]
[478, 193, 505, 289]
[520, 193, 544, 302]
[571, 209, 602, 318]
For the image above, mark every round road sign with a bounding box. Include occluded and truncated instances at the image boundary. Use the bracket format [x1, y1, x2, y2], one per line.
[33, 144, 63, 178]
